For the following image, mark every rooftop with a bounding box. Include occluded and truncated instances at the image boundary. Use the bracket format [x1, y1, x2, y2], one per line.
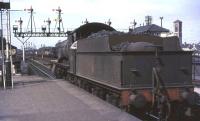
[131, 24, 169, 34]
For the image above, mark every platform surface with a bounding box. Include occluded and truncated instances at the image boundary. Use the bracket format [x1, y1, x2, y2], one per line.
[0, 75, 141, 121]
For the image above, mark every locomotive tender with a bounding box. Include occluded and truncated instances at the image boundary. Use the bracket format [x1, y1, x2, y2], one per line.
[55, 22, 199, 120]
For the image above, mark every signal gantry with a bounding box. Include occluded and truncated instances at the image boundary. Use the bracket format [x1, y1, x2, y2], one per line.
[13, 6, 68, 38]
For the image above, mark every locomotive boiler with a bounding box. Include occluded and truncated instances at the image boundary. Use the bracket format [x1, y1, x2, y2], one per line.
[54, 22, 199, 121]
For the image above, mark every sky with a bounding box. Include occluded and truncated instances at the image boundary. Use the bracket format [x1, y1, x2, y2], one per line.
[7, 0, 200, 49]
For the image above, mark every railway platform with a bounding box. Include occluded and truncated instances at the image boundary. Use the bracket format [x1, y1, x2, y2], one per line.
[0, 75, 141, 121]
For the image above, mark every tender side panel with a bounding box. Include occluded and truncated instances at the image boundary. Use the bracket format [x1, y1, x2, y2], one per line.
[122, 52, 192, 88]
[76, 53, 122, 88]
[122, 53, 153, 88]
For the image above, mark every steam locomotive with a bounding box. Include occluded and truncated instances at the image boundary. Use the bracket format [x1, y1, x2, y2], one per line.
[54, 22, 199, 121]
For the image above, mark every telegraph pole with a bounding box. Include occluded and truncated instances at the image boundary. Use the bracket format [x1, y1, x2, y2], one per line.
[160, 17, 163, 27]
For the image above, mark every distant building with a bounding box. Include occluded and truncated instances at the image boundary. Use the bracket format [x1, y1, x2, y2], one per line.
[130, 15, 170, 36]
[129, 17, 184, 49]
[174, 20, 182, 47]
[131, 24, 169, 36]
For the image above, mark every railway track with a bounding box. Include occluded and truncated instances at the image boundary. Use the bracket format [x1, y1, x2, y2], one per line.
[28, 59, 56, 79]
